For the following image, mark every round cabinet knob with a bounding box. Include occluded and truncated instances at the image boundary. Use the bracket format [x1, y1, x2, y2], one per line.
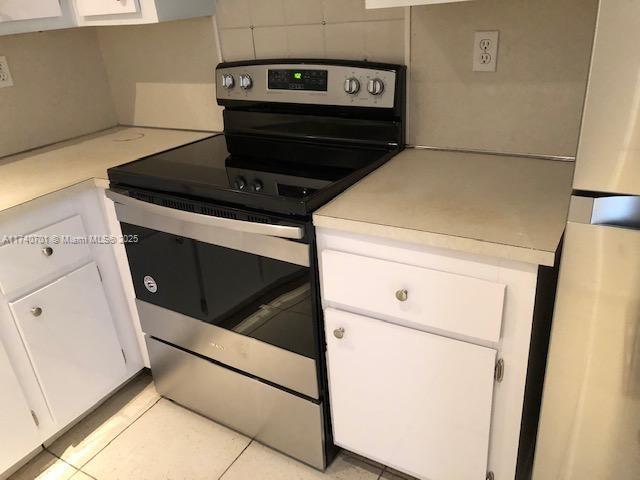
[344, 77, 360, 95]
[367, 78, 385, 96]
[221, 73, 235, 89]
[42, 246, 54, 257]
[251, 180, 263, 193]
[239, 74, 253, 90]
[333, 327, 345, 339]
[233, 176, 247, 190]
[31, 307, 43, 317]
[395, 289, 408, 302]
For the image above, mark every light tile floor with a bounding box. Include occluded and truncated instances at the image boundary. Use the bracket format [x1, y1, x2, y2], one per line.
[10, 371, 415, 480]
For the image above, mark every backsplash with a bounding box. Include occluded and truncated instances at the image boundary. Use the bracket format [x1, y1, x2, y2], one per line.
[215, 0, 597, 158]
[409, 0, 598, 157]
[96, 17, 223, 132]
[0, 28, 116, 158]
[215, 0, 405, 64]
[0, 0, 598, 159]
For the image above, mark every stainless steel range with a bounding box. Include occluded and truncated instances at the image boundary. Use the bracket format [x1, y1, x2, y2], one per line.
[106, 59, 406, 469]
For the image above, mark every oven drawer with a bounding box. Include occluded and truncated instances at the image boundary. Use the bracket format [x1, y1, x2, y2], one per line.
[138, 300, 319, 399]
[0, 215, 91, 297]
[321, 249, 506, 343]
[147, 337, 326, 469]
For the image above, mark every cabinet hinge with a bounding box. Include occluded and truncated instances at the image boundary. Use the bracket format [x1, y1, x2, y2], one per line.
[486, 472, 495, 480]
[121, 349, 127, 364]
[30, 410, 40, 427]
[494, 358, 504, 382]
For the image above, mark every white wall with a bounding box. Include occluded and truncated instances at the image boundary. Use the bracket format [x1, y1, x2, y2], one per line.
[409, 0, 598, 157]
[0, 28, 117, 158]
[96, 17, 223, 132]
[0, 0, 598, 160]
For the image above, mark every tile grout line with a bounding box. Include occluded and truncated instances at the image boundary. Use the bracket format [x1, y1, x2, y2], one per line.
[217, 439, 254, 480]
[71, 468, 98, 480]
[72, 395, 163, 476]
[218, 18, 405, 31]
[377, 466, 388, 480]
[40, 447, 85, 477]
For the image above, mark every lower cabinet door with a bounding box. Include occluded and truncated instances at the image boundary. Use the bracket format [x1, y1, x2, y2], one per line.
[325, 308, 496, 480]
[9, 262, 127, 427]
[0, 341, 41, 474]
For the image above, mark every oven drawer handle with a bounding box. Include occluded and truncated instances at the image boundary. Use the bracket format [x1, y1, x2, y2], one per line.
[106, 190, 304, 240]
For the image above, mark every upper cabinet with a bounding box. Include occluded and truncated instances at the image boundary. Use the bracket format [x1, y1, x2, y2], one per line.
[72, 0, 215, 26]
[366, 0, 472, 7]
[0, 0, 215, 35]
[0, 0, 76, 35]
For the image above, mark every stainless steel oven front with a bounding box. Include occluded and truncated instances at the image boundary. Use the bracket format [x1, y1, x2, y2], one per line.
[106, 190, 327, 469]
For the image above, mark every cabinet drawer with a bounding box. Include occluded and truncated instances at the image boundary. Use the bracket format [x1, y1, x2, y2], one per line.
[325, 308, 496, 480]
[321, 249, 505, 343]
[0, 215, 91, 296]
[9, 263, 126, 427]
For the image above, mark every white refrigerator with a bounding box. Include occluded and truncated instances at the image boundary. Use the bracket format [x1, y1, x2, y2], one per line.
[533, 0, 640, 479]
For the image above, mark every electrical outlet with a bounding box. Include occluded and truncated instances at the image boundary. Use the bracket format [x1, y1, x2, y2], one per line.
[0, 56, 14, 88]
[473, 31, 499, 72]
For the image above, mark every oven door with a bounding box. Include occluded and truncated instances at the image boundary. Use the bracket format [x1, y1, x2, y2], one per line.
[107, 190, 319, 399]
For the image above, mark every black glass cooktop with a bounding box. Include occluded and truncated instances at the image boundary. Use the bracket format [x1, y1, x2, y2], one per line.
[108, 134, 394, 217]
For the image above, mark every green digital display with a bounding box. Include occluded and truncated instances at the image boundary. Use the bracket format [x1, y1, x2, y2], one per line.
[268, 69, 328, 91]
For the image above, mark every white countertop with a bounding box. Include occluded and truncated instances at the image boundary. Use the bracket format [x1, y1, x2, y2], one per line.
[0, 127, 214, 212]
[313, 148, 574, 266]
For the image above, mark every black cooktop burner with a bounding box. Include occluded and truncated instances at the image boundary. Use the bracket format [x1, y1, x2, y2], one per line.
[108, 134, 395, 217]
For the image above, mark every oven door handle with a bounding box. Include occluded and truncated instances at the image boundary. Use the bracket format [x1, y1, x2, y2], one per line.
[106, 190, 304, 240]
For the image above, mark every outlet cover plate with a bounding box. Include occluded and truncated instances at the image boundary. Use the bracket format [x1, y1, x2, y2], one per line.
[0, 56, 14, 88]
[473, 31, 499, 72]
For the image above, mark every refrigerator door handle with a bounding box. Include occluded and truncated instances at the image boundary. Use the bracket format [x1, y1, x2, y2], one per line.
[568, 195, 640, 229]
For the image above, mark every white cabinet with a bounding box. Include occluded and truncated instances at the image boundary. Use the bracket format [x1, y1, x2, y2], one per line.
[0, 182, 145, 477]
[75, 0, 140, 17]
[317, 227, 542, 480]
[0, 215, 91, 298]
[0, 0, 62, 21]
[0, 341, 41, 475]
[366, 0, 473, 7]
[0, 0, 215, 35]
[72, 0, 215, 26]
[325, 308, 496, 480]
[0, 0, 77, 36]
[9, 262, 127, 427]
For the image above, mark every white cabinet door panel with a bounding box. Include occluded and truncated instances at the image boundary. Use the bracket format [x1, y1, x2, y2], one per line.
[75, 0, 139, 16]
[325, 308, 496, 480]
[321, 249, 505, 343]
[0, 341, 41, 473]
[0, 0, 62, 22]
[0, 215, 91, 298]
[9, 262, 126, 427]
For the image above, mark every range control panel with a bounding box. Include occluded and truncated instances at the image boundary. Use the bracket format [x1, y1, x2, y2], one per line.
[216, 62, 398, 109]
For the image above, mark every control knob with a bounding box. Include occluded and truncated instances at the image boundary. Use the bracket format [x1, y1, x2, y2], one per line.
[239, 74, 253, 90]
[251, 180, 263, 193]
[221, 73, 235, 89]
[233, 176, 247, 190]
[367, 78, 385, 96]
[344, 77, 360, 95]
